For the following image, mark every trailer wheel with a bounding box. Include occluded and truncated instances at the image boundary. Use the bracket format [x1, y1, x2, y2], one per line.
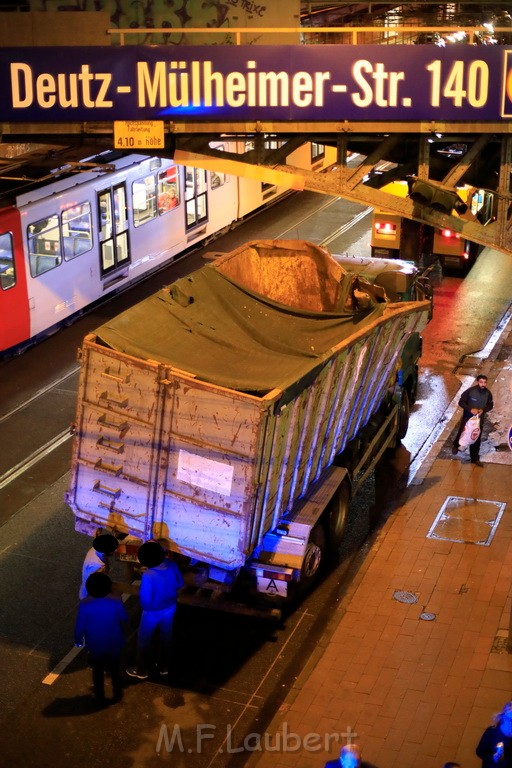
[408, 369, 419, 405]
[398, 390, 410, 440]
[327, 480, 350, 556]
[299, 523, 326, 591]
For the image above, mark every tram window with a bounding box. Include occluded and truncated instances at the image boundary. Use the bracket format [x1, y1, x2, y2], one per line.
[471, 189, 494, 226]
[209, 146, 227, 189]
[210, 171, 225, 189]
[114, 185, 129, 236]
[132, 175, 157, 226]
[101, 240, 115, 271]
[27, 214, 62, 277]
[196, 170, 207, 195]
[0, 232, 15, 290]
[311, 142, 325, 163]
[158, 167, 180, 213]
[99, 191, 113, 240]
[185, 166, 208, 231]
[98, 184, 130, 276]
[264, 137, 282, 151]
[61, 202, 92, 259]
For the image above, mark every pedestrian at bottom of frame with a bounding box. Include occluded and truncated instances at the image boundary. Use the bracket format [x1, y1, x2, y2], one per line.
[476, 701, 512, 767]
[324, 743, 378, 768]
[78, 531, 120, 600]
[452, 374, 494, 467]
[126, 540, 183, 681]
[74, 572, 129, 707]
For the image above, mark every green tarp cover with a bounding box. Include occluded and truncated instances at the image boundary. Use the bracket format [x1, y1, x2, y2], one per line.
[94, 265, 385, 396]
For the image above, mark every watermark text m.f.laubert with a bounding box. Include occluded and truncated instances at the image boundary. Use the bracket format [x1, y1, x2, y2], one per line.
[156, 723, 358, 754]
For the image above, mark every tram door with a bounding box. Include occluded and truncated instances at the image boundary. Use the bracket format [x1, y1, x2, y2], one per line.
[98, 183, 130, 276]
[184, 167, 208, 231]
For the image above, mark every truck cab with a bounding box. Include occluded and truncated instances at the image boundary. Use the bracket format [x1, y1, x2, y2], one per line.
[334, 253, 433, 406]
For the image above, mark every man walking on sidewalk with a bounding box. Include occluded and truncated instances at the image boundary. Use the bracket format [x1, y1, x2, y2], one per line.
[452, 374, 494, 467]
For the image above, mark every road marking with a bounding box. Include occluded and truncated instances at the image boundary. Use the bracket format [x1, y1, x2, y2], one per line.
[0, 368, 78, 426]
[0, 430, 72, 491]
[204, 608, 312, 768]
[42, 646, 83, 686]
[473, 304, 512, 359]
[321, 206, 373, 247]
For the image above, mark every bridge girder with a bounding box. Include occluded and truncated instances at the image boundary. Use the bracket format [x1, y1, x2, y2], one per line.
[172, 129, 512, 257]
[2, 121, 512, 256]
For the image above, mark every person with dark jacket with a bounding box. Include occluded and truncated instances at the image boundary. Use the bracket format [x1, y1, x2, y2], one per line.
[476, 701, 512, 766]
[126, 541, 183, 680]
[74, 572, 129, 706]
[452, 374, 493, 466]
[78, 532, 119, 600]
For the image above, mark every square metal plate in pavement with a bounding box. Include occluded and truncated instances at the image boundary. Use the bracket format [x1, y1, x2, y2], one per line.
[427, 496, 506, 545]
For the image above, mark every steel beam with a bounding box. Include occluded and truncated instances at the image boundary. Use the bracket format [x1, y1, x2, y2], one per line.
[2, 121, 512, 256]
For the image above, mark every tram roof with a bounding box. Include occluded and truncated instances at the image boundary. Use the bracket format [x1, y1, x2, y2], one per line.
[0, 145, 133, 206]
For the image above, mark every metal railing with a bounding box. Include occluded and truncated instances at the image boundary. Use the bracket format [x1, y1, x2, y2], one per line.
[107, 24, 507, 46]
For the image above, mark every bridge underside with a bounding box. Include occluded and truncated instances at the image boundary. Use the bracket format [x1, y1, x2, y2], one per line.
[171, 122, 512, 256]
[2, 120, 512, 255]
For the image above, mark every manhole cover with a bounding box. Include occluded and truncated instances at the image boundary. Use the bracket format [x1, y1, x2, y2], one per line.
[393, 590, 418, 604]
[420, 612, 436, 621]
[427, 496, 506, 545]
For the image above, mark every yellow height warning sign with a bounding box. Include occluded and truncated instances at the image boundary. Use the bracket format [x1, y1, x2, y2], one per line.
[114, 121, 164, 149]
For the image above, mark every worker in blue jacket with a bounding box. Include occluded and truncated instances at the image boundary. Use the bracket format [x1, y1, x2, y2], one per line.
[75, 572, 128, 706]
[127, 541, 183, 680]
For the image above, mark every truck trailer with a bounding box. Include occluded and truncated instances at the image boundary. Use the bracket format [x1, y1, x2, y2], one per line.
[66, 239, 431, 616]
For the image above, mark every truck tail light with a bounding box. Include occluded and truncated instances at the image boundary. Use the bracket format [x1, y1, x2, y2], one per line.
[375, 221, 396, 235]
[261, 569, 293, 582]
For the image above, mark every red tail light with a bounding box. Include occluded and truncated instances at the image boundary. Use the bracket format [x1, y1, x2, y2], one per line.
[375, 222, 396, 234]
[441, 229, 461, 239]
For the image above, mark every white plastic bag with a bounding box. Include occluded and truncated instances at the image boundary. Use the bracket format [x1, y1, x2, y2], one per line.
[459, 414, 481, 448]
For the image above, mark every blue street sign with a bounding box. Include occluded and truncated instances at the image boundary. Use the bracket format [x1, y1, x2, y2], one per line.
[1, 45, 512, 123]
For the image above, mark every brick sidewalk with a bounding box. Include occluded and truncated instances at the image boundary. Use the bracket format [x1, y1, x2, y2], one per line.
[251, 326, 512, 768]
